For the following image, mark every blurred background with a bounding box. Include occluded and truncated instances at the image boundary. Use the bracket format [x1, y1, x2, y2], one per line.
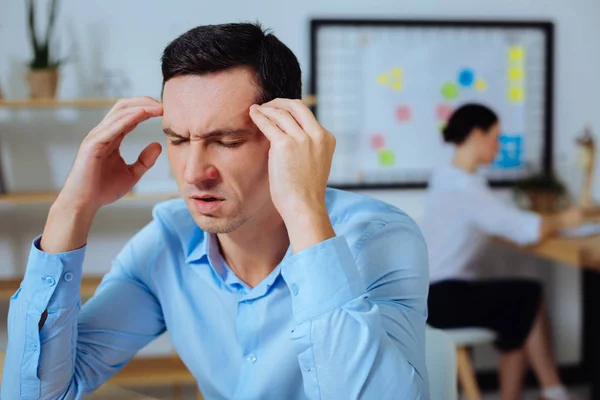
[1, 0, 599, 399]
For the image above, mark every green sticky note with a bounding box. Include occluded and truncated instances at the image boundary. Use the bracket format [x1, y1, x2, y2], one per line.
[441, 82, 459, 100]
[439, 121, 447, 134]
[379, 149, 395, 166]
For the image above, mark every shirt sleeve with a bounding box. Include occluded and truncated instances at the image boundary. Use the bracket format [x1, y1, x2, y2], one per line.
[280, 219, 430, 400]
[2, 222, 166, 400]
[462, 184, 542, 245]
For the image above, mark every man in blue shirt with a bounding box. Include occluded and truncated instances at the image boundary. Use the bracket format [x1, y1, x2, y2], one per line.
[2, 23, 429, 399]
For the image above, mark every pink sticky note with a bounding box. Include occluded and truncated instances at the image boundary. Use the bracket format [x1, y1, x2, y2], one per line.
[437, 104, 453, 121]
[371, 133, 385, 150]
[395, 105, 412, 122]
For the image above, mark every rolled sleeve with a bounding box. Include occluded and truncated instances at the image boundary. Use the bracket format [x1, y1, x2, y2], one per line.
[20, 235, 86, 309]
[281, 236, 366, 323]
[466, 187, 543, 245]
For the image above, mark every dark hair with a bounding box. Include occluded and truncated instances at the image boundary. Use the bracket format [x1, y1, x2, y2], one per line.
[161, 22, 301, 103]
[442, 103, 499, 145]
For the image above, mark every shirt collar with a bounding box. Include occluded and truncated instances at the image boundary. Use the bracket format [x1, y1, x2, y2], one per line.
[184, 226, 210, 264]
[184, 225, 294, 294]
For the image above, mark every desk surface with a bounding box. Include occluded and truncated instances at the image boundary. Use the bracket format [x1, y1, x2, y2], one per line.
[526, 233, 600, 269]
[0, 350, 158, 400]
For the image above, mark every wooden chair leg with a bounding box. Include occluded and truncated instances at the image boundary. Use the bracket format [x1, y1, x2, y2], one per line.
[456, 346, 482, 400]
[172, 383, 183, 400]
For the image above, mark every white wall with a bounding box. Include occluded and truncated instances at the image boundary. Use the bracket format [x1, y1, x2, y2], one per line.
[1, 0, 599, 369]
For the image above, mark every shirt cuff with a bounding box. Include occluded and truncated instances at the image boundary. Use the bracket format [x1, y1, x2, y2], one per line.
[523, 212, 543, 245]
[281, 236, 366, 323]
[19, 235, 86, 309]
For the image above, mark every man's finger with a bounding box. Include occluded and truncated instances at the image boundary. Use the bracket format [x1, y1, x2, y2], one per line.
[261, 98, 323, 137]
[94, 106, 162, 144]
[129, 142, 162, 184]
[254, 106, 306, 142]
[105, 96, 161, 120]
[249, 106, 285, 142]
[100, 103, 162, 131]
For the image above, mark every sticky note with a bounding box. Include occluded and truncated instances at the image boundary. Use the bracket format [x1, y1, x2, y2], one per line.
[391, 68, 403, 77]
[494, 134, 523, 169]
[436, 104, 454, 120]
[508, 87, 525, 103]
[509, 46, 525, 61]
[396, 105, 412, 122]
[475, 79, 487, 92]
[508, 68, 524, 80]
[371, 133, 385, 150]
[458, 69, 475, 87]
[379, 149, 395, 166]
[378, 74, 389, 85]
[441, 82, 459, 100]
[439, 122, 447, 134]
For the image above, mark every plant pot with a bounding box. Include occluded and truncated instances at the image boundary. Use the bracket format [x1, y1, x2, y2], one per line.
[26, 68, 59, 99]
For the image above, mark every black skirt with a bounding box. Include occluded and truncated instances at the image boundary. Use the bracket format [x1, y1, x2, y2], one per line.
[427, 279, 542, 352]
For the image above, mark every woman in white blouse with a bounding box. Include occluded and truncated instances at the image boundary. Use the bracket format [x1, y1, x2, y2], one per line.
[422, 104, 582, 400]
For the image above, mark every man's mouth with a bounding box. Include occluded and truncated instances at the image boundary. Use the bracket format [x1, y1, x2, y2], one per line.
[190, 195, 225, 213]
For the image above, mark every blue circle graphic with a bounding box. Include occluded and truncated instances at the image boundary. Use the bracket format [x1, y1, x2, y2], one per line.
[458, 69, 475, 87]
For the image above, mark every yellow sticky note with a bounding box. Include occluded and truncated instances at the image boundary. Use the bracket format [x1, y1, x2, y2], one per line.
[391, 68, 403, 77]
[508, 68, 524, 80]
[378, 74, 389, 85]
[475, 79, 487, 92]
[509, 46, 525, 61]
[508, 87, 525, 103]
[392, 81, 403, 91]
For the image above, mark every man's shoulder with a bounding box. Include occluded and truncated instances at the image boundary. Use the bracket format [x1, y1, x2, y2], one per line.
[326, 188, 422, 239]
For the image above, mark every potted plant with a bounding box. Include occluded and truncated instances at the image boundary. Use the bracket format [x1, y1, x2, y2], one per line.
[25, 0, 63, 99]
[513, 172, 569, 214]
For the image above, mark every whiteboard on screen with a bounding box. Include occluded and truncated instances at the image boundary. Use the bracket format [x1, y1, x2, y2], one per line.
[311, 20, 553, 188]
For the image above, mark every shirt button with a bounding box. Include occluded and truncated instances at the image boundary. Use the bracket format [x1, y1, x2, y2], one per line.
[290, 283, 299, 296]
[63, 272, 73, 282]
[246, 354, 257, 364]
[42, 276, 56, 286]
[303, 364, 311, 372]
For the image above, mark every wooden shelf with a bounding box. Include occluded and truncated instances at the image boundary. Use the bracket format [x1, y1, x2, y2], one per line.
[0, 276, 103, 299]
[0, 191, 180, 205]
[0, 99, 118, 109]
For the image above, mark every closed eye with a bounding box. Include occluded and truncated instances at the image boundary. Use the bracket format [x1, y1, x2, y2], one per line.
[169, 138, 188, 146]
[217, 141, 243, 148]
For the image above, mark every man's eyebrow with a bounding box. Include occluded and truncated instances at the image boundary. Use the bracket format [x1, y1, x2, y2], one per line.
[163, 128, 252, 139]
[163, 128, 186, 139]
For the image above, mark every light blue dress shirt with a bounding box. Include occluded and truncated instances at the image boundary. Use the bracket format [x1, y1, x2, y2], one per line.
[2, 188, 429, 400]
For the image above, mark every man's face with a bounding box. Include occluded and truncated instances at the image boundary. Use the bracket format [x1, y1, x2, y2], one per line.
[162, 67, 273, 233]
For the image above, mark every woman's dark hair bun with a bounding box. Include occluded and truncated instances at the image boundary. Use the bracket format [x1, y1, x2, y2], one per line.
[443, 103, 499, 145]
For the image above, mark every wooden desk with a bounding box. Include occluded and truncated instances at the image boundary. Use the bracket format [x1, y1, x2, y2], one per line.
[526, 234, 600, 269]
[523, 234, 600, 399]
[0, 350, 158, 399]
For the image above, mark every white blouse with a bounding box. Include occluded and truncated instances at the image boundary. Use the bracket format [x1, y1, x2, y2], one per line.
[421, 165, 541, 283]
